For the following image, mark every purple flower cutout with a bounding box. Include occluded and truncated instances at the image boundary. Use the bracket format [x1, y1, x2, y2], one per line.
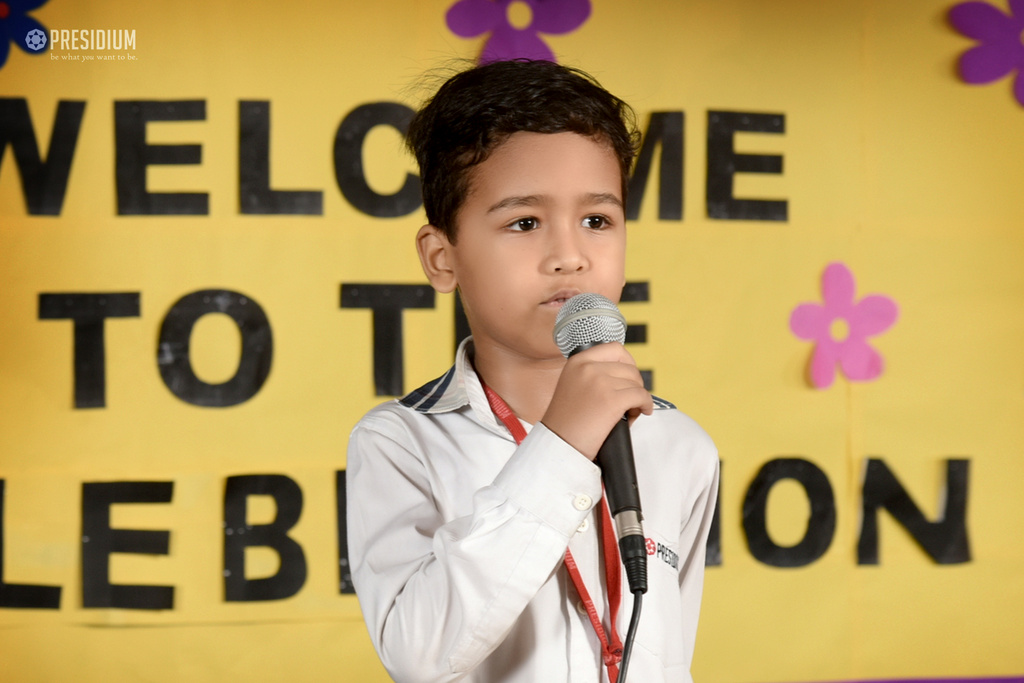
[790, 263, 899, 390]
[447, 0, 591, 64]
[949, 0, 1024, 106]
[0, 0, 50, 70]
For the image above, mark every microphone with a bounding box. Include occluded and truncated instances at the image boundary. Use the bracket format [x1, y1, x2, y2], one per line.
[553, 293, 647, 595]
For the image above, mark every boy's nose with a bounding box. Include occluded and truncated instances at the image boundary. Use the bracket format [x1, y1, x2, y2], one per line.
[544, 224, 588, 274]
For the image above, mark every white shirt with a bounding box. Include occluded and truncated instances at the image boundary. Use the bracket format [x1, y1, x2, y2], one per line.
[347, 339, 719, 682]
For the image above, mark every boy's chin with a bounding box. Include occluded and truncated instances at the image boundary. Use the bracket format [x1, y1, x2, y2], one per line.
[520, 339, 568, 363]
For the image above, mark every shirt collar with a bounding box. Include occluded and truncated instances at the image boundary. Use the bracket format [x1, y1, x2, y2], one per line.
[398, 337, 474, 413]
[398, 337, 510, 435]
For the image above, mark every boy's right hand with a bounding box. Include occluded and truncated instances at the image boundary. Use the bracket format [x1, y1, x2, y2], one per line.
[540, 343, 654, 461]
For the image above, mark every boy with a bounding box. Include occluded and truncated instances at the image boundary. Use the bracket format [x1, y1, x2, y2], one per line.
[347, 60, 719, 683]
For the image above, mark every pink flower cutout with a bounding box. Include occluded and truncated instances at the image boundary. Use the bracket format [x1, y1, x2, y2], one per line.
[446, 0, 591, 64]
[949, 0, 1024, 106]
[789, 263, 899, 389]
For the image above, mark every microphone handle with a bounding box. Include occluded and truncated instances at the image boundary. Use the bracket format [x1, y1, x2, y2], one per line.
[596, 417, 641, 517]
[596, 417, 648, 594]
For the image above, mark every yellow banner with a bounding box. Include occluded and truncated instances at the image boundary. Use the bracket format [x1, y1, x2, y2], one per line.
[1, 0, 1022, 680]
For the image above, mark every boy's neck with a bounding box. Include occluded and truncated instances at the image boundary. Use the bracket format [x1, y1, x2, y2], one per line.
[471, 341, 565, 425]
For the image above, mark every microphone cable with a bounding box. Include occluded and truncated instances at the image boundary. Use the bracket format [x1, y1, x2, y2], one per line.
[617, 589, 643, 683]
[615, 530, 647, 682]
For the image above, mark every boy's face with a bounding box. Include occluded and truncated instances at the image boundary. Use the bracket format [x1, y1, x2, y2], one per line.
[418, 131, 627, 362]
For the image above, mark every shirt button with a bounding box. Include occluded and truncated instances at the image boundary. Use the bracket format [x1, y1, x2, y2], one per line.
[573, 494, 593, 511]
[576, 600, 588, 615]
[576, 518, 590, 534]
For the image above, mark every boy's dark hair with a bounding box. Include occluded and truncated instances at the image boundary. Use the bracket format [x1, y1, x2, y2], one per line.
[406, 59, 640, 243]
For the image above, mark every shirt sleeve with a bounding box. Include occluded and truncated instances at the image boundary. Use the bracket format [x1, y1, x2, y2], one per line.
[346, 409, 602, 683]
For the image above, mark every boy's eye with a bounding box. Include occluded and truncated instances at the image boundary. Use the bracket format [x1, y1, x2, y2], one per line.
[582, 215, 608, 230]
[509, 217, 538, 232]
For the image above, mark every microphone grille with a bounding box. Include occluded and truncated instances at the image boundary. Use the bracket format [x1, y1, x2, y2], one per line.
[553, 293, 627, 358]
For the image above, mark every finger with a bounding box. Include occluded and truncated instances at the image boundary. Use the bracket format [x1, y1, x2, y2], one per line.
[611, 383, 654, 416]
[571, 342, 634, 365]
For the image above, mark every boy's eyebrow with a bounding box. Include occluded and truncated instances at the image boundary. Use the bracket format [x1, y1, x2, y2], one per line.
[585, 192, 624, 209]
[487, 192, 623, 213]
[487, 195, 543, 213]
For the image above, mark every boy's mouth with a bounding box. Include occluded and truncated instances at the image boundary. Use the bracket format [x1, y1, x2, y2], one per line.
[543, 289, 582, 307]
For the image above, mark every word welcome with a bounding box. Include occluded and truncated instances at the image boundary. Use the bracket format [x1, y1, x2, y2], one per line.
[0, 98, 787, 221]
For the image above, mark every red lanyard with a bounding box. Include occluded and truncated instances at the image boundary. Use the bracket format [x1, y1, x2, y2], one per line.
[482, 383, 624, 682]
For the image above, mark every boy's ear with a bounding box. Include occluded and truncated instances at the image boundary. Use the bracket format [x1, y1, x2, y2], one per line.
[416, 224, 457, 293]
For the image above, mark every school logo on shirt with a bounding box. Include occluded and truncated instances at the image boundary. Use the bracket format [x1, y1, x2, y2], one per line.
[646, 537, 679, 570]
